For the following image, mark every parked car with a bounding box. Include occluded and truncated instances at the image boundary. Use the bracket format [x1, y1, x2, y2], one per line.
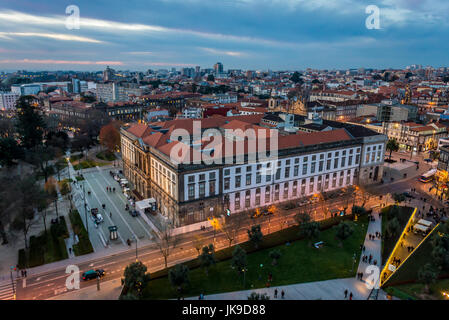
[91, 213, 104, 223]
[82, 269, 105, 281]
[403, 191, 415, 199]
[130, 210, 139, 217]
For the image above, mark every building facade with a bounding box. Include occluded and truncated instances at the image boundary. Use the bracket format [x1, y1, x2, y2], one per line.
[120, 116, 387, 227]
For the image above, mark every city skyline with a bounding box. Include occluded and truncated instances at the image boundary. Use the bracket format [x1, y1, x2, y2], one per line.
[0, 0, 449, 71]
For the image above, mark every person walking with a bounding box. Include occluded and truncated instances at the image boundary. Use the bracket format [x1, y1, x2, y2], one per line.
[274, 289, 278, 298]
[349, 292, 353, 300]
[344, 289, 348, 299]
[281, 290, 285, 299]
[110, 212, 112, 218]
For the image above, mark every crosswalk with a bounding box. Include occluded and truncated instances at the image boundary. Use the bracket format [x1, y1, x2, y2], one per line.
[0, 281, 15, 300]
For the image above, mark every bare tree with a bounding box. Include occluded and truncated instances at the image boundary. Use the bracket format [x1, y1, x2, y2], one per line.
[155, 224, 179, 268]
[220, 213, 246, 247]
[192, 234, 206, 256]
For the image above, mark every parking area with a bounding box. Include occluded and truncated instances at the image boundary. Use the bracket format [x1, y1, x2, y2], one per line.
[72, 166, 155, 252]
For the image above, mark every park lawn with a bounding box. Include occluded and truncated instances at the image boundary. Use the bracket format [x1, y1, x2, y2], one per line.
[142, 216, 368, 299]
[68, 209, 94, 256]
[381, 205, 414, 265]
[73, 159, 107, 170]
[96, 150, 116, 161]
[386, 278, 449, 300]
[18, 217, 69, 268]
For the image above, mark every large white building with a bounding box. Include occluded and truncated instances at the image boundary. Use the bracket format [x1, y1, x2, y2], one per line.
[0, 92, 19, 110]
[120, 114, 387, 227]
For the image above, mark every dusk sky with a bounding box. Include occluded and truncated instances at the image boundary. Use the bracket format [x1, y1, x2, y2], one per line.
[0, 0, 448, 71]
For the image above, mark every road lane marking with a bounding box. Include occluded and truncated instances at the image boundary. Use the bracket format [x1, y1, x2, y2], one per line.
[87, 176, 137, 242]
[84, 178, 127, 246]
[96, 169, 153, 239]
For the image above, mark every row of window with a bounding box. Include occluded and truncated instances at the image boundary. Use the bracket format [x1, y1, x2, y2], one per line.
[232, 170, 355, 210]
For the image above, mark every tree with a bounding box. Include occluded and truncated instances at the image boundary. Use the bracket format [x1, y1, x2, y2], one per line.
[44, 177, 59, 218]
[231, 245, 247, 275]
[155, 224, 179, 268]
[392, 193, 406, 203]
[0, 137, 24, 166]
[220, 213, 245, 247]
[247, 225, 263, 249]
[37, 189, 51, 235]
[15, 96, 46, 149]
[123, 261, 151, 297]
[431, 232, 449, 271]
[168, 263, 189, 295]
[199, 244, 215, 275]
[10, 176, 42, 248]
[386, 139, 399, 160]
[99, 121, 121, 152]
[418, 263, 438, 294]
[27, 144, 56, 182]
[269, 249, 282, 266]
[290, 71, 303, 84]
[297, 212, 320, 246]
[352, 205, 366, 216]
[193, 234, 206, 256]
[248, 292, 270, 300]
[335, 221, 354, 246]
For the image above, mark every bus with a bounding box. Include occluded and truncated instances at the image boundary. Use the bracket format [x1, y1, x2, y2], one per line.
[419, 168, 437, 183]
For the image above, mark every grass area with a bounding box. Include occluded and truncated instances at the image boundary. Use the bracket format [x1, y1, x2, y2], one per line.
[381, 205, 414, 265]
[17, 217, 69, 268]
[386, 279, 449, 300]
[68, 209, 94, 256]
[141, 215, 369, 299]
[96, 150, 116, 161]
[73, 159, 107, 170]
[69, 154, 83, 163]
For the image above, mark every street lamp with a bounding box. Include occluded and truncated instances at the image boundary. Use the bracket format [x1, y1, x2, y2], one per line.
[133, 235, 138, 261]
[9, 266, 16, 300]
[82, 181, 89, 236]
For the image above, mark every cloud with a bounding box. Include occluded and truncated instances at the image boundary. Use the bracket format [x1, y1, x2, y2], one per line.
[0, 59, 122, 65]
[0, 32, 102, 43]
[201, 47, 245, 57]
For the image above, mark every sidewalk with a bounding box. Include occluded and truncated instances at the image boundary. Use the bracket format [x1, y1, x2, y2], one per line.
[48, 278, 123, 300]
[187, 209, 384, 300]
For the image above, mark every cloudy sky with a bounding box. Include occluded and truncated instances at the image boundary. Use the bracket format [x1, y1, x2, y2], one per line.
[0, 0, 447, 71]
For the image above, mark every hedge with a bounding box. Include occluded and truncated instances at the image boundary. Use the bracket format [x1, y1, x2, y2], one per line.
[69, 209, 94, 256]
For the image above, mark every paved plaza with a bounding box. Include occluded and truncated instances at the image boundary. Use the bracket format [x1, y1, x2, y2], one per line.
[68, 161, 155, 253]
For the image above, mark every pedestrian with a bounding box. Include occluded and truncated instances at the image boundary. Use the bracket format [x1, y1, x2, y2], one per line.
[349, 292, 353, 300]
[374, 260, 377, 266]
[369, 255, 372, 264]
[274, 289, 278, 298]
[281, 290, 285, 299]
[69, 247, 72, 254]
[21, 270, 24, 277]
[344, 289, 348, 298]
[110, 212, 112, 218]
[113, 187, 115, 192]
[360, 272, 363, 281]
[24, 270, 27, 277]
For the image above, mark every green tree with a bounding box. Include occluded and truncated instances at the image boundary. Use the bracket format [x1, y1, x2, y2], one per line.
[392, 193, 406, 203]
[386, 217, 400, 238]
[199, 244, 216, 276]
[386, 139, 399, 160]
[298, 219, 320, 246]
[352, 205, 366, 216]
[290, 71, 303, 84]
[15, 96, 46, 149]
[247, 225, 263, 249]
[0, 137, 24, 166]
[269, 249, 282, 266]
[122, 261, 151, 297]
[335, 221, 354, 246]
[418, 263, 438, 294]
[231, 245, 247, 275]
[431, 232, 449, 271]
[168, 263, 190, 295]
